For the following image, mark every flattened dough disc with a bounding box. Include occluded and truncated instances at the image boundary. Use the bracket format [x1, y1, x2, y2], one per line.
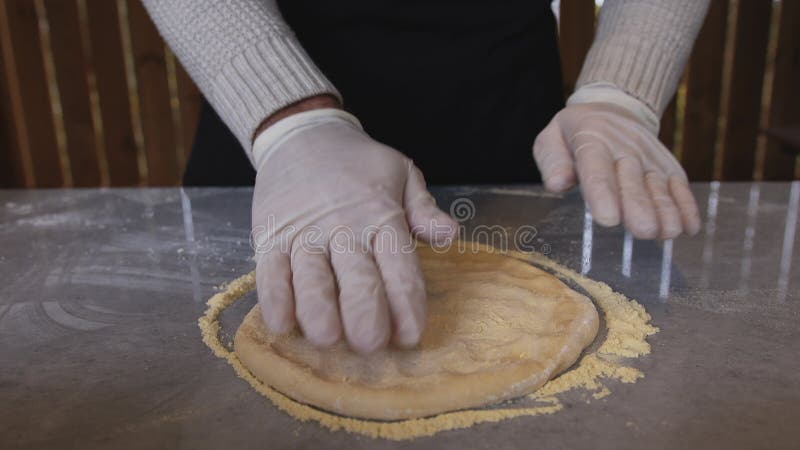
[235, 244, 599, 420]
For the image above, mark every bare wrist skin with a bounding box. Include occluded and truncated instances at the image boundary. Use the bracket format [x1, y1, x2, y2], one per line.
[253, 94, 342, 143]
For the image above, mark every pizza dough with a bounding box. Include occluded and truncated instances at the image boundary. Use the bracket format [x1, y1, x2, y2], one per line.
[234, 244, 599, 420]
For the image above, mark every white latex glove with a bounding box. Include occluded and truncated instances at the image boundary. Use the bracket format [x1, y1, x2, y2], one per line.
[250, 109, 457, 354]
[533, 83, 701, 239]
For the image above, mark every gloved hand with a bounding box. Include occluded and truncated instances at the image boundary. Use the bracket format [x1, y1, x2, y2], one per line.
[250, 109, 457, 354]
[533, 83, 701, 239]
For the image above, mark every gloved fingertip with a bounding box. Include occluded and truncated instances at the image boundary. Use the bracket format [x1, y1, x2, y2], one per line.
[412, 209, 459, 246]
[593, 210, 621, 227]
[391, 309, 425, 349]
[307, 323, 342, 348]
[683, 210, 702, 236]
[351, 330, 390, 355]
[686, 219, 702, 236]
[544, 175, 575, 193]
[343, 304, 391, 355]
[262, 306, 293, 335]
[549, 182, 569, 193]
[659, 223, 683, 240]
[630, 221, 659, 240]
[435, 213, 459, 242]
[393, 331, 422, 349]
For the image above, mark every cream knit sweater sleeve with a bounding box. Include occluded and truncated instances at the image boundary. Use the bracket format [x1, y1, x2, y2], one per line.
[576, 0, 711, 116]
[141, 0, 340, 152]
[143, 0, 709, 154]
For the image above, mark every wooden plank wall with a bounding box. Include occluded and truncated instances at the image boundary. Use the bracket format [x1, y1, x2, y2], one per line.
[0, 0, 199, 187]
[1, 0, 62, 187]
[717, 0, 773, 181]
[759, 0, 799, 180]
[680, 0, 729, 182]
[0, 0, 797, 187]
[85, 0, 140, 186]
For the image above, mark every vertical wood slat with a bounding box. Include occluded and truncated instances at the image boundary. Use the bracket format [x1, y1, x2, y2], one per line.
[126, 0, 179, 186]
[175, 63, 201, 164]
[718, 0, 773, 181]
[85, 0, 140, 186]
[0, 4, 26, 188]
[0, 0, 63, 187]
[681, 0, 729, 181]
[558, 0, 595, 98]
[761, 0, 800, 180]
[43, 0, 101, 187]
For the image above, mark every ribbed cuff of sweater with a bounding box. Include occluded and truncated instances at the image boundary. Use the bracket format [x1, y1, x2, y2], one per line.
[211, 33, 341, 155]
[577, 35, 683, 116]
[576, 0, 709, 117]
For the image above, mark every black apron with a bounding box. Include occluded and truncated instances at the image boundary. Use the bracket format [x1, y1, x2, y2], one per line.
[183, 0, 563, 186]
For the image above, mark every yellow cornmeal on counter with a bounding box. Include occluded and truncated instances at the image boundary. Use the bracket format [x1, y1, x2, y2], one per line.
[199, 243, 658, 440]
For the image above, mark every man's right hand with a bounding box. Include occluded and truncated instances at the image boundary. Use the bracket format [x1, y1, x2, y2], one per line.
[250, 108, 457, 354]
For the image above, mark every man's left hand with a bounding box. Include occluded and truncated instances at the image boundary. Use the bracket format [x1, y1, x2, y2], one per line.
[533, 98, 701, 240]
